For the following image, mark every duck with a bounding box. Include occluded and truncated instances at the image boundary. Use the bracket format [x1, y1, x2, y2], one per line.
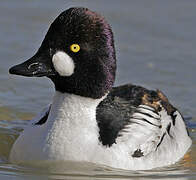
[9, 7, 192, 170]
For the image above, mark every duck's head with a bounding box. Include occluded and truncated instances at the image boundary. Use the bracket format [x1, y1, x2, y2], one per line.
[9, 7, 116, 99]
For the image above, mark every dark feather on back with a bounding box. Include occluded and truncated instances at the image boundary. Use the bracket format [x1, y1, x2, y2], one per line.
[96, 84, 158, 146]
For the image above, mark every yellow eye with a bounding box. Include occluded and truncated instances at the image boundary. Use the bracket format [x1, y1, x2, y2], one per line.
[70, 44, 80, 53]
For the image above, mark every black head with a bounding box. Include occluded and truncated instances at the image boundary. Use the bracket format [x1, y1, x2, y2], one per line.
[9, 7, 116, 99]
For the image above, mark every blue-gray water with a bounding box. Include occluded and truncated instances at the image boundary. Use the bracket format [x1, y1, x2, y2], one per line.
[0, 0, 196, 179]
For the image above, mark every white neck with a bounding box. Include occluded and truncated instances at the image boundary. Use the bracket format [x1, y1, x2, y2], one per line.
[43, 91, 104, 161]
[47, 91, 102, 127]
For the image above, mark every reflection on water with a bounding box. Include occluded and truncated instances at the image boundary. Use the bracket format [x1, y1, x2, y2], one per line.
[0, 161, 194, 180]
[0, 0, 196, 179]
[0, 155, 195, 180]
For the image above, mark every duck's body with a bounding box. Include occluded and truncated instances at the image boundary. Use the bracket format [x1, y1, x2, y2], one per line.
[9, 7, 191, 170]
[9, 85, 191, 170]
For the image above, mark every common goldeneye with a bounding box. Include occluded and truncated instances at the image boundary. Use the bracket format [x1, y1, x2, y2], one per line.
[9, 7, 192, 170]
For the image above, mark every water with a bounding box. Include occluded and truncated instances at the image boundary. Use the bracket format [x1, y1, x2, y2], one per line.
[0, 0, 196, 179]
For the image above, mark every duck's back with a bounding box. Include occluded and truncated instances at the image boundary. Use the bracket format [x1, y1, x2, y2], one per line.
[97, 84, 149, 146]
[96, 84, 191, 168]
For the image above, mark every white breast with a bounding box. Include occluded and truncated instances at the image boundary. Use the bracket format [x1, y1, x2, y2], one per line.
[9, 92, 103, 164]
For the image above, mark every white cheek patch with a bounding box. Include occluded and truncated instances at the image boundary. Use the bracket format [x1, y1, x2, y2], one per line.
[52, 51, 75, 76]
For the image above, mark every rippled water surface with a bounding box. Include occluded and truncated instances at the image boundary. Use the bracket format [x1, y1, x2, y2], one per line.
[0, 0, 196, 179]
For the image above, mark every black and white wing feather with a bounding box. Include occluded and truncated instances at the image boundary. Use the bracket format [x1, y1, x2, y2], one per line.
[97, 84, 191, 160]
[117, 105, 162, 157]
[30, 104, 51, 125]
